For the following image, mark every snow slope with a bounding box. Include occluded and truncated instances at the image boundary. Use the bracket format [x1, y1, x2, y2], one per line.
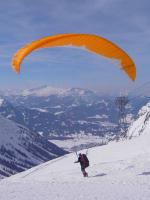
[0, 103, 150, 200]
[0, 137, 150, 200]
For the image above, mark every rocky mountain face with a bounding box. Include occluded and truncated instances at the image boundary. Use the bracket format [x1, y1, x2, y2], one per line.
[0, 115, 67, 179]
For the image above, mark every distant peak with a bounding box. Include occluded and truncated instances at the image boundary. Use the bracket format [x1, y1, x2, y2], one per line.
[22, 86, 69, 97]
[21, 86, 96, 97]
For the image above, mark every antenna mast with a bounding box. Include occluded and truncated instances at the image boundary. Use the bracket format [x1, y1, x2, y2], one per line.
[115, 96, 129, 138]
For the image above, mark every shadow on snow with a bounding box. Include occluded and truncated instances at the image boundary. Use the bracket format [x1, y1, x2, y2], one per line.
[89, 173, 107, 178]
[139, 171, 150, 176]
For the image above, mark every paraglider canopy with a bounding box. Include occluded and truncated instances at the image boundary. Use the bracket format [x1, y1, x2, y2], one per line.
[12, 33, 136, 81]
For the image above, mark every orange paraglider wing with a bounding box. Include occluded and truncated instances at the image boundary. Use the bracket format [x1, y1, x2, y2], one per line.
[12, 33, 136, 81]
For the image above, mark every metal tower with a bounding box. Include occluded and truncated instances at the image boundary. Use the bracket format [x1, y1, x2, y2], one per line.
[115, 96, 129, 138]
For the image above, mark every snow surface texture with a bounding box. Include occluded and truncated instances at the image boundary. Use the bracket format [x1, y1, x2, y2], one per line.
[0, 103, 150, 200]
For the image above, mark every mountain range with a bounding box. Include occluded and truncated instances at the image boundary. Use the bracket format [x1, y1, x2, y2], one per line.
[1, 86, 150, 138]
[0, 86, 150, 179]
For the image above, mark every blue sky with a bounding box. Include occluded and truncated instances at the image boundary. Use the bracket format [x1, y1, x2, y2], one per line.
[0, 0, 150, 94]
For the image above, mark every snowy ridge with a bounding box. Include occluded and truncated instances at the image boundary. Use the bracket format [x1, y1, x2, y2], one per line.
[127, 102, 150, 138]
[0, 110, 150, 199]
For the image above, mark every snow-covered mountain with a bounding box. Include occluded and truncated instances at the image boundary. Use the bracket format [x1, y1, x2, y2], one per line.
[21, 86, 98, 98]
[22, 85, 69, 97]
[127, 102, 150, 138]
[0, 104, 150, 200]
[0, 115, 67, 179]
[0, 97, 25, 124]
